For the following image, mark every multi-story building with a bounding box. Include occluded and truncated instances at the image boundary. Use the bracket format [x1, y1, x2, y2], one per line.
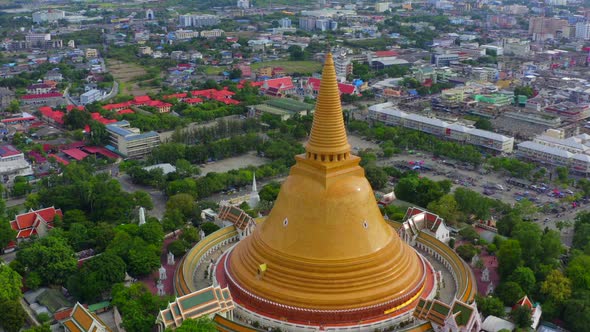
[237, 0, 249, 8]
[375, 2, 390, 12]
[334, 55, 352, 79]
[502, 38, 531, 56]
[178, 14, 220, 28]
[431, 53, 459, 67]
[279, 18, 292, 28]
[0, 145, 33, 184]
[200, 29, 224, 38]
[80, 89, 102, 105]
[544, 102, 590, 122]
[299, 17, 317, 31]
[368, 102, 514, 153]
[528, 17, 569, 40]
[174, 29, 200, 40]
[26, 83, 53, 95]
[146, 9, 155, 20]
[516, 133, 590, 174]
[106, 121, 161, 159]
[32, 9, 65, 23]
[138, 46, 153, 56]
[0, 88, 15, 110]
[575, 22, 590, 40]
[84, 48, 98, 58]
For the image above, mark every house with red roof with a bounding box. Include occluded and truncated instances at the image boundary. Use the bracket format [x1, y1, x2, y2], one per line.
[146, 100, 172, 113]
[8, 207, 62, 247]
[399, 207, 451, 244]
[374, 50, 399, 57]
[39, 106, 65, 125]
[163, 93, 188, 101]
[259, 77, 295, 97]
[184, 97, 203, 105]
[306, 77, 358, 96]
[117, 109, 134, 115]
[103, 102, 133, 112]
[133, 95, 152, 105]
[512, 295, 542, 330]
[191, 88, 239, 105]
[21, 92, 63, 107]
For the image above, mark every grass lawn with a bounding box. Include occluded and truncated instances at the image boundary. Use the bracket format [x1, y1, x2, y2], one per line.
[251, 60, 322, 74]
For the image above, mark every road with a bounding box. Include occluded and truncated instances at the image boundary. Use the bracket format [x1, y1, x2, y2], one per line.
[116, 174, 166, 220]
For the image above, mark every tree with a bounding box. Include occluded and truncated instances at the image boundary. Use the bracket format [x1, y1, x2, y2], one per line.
[509, 267, 536, 294]
[364, 165, 388, 190]
[88, 121, 110, 145]
[566, 254, 590, 291]
[16, 236, 77, 286]
[510, 305, 532, 328]
[541, 269, 572, 304]
[475, 295, 505, 317]
[474, 118, 493, 131]
[578, 178, 590, 197]
[288, 45, 305, 61]
[168, 240, 188, 257]
[563, 290, 590, 331]
[166, 194, 198, 221]
[139, 221, 165, 246]
[514, 86, 534, 98]
[0, 265, 22, 302]
[427, 194, 459, 225]
[541, 230, 563, 264]
[512, 222, 542, 269]
[68, 252, 126, 302]
[63, 109, 91, 130]
[0, 219, 16, 251]
[169, 317, 217, 331]
[495, 281, 525, 306]
[456, 244, 478, 261]
[201, 222, 220, 236]
[229, 68, 242, 80]
[0, 299, 26, 332]
[128, 246, 160, 277]
[497, 239, 522, 278]
[259, 181, 281, 202]
[24, 324, 52, 332]
[112, 283, 168, 332]
[6, 100, 20, 113]
[556, 166, 569, 183]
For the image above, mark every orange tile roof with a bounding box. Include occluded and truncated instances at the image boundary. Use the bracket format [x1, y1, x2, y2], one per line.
[72, 304, 94, 330]
[63, 320, 82, 332]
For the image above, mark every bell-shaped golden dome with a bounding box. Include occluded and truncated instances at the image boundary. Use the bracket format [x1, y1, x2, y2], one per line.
[225, 53, 429, 324]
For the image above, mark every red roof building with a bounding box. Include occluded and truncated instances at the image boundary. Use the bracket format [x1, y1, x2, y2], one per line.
[48, 154, 70, 165]
[306, 78, 357, 96]
[39, 106, 65, 124]
[133, 95, 152, 105]
[163, 93, 188, 101]
[191, 88, 239, 105]
[184, 98, 203, 105]
[103, 101, 133, 111]
[66, 105, 85, 112]
[117, 109, 134, 115]
[62, 148, 89, 161]
[146, 100, 173, 113]
[9, 207, 62, 243]
[21, 92, 63, 100]
[260, 77, 295, 97]
[375, 50, 399, 57]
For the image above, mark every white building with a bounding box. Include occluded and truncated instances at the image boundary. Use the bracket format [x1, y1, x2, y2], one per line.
[146, 9, 155, 20]
[0, 145, 33, 184]
[237, 0, 250, 8]
[174, 29, 200, 40]
[178, 14, 220, 28]
[368, 102, 514, 153]
[375, 2, 390, 12]
[279, 17, 292, 28]
[32, 10, 65, 23]
[516, 133, 590, 174]
[399, 207, 451, 245]
[200, 29, 224, 38]
[80, 89, 102, 105]
[106, 121, 161, 159]
[575, 22, 590, 40]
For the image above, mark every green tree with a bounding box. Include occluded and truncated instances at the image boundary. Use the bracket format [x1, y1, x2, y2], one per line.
[563, 291, 590, 331]
[509, 267, 536, 294]
[512, 222, 542, 269]
[288, 45, 305, 61]
[566, 254, 590, 290]
[475, 295, 505, 318]
[427, 194, 459, 225]
[88, 121, 110, 145]
[497, 239, 522, 278]
[456, 244, 478, 261]
[556, 166, 569, 183]
[166, 194, 198, 221]
[0, 265, 22, 302]
[0, 299, 26, 332]
[201, 222, 220, 236]
[495, 281, 525, 306]
[168, 317, 217, 331]
[16, 236, 77, 286]
[67, 252, 126, 302]
[513, 86, 534, 98]
[364, 165, 388, 190]
[112, 283, 168, 332]
[510, 305, 532, 328]
[259, 181, 281, 202]
[541, 269, 572, 304]
[0, 219, 16, 251]
[541, 230, 563, 265]
[168, 240, 188, 257]
[474, 118, 493, 131]
[63, 109, 91, 130]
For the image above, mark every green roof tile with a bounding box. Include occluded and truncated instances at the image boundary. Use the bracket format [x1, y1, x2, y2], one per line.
[180, 290, 215, 309]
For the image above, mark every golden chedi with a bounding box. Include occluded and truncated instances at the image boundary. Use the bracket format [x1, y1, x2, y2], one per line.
[225, 53, 430, 324]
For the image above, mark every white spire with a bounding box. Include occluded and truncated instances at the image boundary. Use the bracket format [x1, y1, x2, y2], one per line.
[249, 172, 260, 208]
[139, 207, 146, 226]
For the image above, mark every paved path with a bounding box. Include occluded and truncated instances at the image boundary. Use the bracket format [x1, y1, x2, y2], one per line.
[417, 248, 456, 303]
[192, 242, 235, 290]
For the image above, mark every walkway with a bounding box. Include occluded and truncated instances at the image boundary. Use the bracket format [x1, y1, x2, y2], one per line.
[417, 248, 457, 303]
[192, 241, 236, 290]
[138, 234, 182, 296]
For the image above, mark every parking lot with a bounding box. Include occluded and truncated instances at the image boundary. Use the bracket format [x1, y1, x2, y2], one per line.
[378, 151, 581, 246]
